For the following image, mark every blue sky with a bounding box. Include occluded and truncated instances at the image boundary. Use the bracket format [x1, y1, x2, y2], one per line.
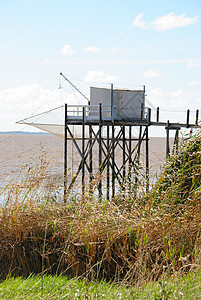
[0, 0, 200, 135]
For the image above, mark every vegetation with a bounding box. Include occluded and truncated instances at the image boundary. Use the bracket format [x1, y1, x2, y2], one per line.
[152, 132, 201, 207]
[0, 269, 201, 299]
[0, 131, 200, 298]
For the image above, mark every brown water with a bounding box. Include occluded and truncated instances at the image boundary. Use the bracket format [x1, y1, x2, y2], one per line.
[0, 134, 173, 190]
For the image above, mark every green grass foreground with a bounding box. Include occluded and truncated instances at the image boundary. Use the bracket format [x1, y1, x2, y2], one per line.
[0, 269, 201, 299]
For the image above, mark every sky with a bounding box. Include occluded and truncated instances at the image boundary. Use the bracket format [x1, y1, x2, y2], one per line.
[0, 0, 201, 136]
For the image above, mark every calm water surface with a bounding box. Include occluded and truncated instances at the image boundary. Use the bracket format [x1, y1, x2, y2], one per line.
[0, 134, 173, 200]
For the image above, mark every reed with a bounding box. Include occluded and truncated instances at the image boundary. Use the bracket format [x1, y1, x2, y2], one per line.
[0, 132, 200, 284]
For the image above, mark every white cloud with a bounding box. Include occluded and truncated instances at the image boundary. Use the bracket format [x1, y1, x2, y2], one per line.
[132, 12, 198, 31]
[171, 88, 183, 97]
[43, 59, 51, 64]
[169, 97, 188, 109]
[196, 97, 201, 104]
[143, 69, 161, 79]
[147, 88, 164, 107]
[85, 46, 100, 53]
[0, 85, 63, 131]
[61, 44, 75, 55]
[151, 13, 197, 31]
[168, 89, 200, 110]
[132, 13, 147, 29]
[189, 81, 201, 87]
[186, 59, 201, 68]
[0, 85, 50, 108]
[84, 71, 119, 83]
[84, 46, 121, 54]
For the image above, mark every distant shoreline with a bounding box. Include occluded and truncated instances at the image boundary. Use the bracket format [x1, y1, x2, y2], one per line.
[0, 131, 51, 135]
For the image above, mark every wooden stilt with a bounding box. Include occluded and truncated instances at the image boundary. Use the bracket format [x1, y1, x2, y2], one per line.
[82, 106, 85, 196]
[89, 125, 93, 177]
[196, 109, 199, 125]
[145, 126, 149, 192]
[186, 109, 190, 128]
[173, 129, 179, 154]
[156, 107, 159, 122]
[64, 103, 67, 203]
[122, 126, 126, 190]
[128, 125, 132, 192]
[136, 125, 142, 183]
[107, 125, 110, 199]
[166, 120, 170, 157]
[89, 124, 93, 196]
[112, 124, 115, 198]
[98, 103, 102, 201]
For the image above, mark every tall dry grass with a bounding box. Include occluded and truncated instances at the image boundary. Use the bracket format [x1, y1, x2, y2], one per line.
[0, 132, 200, 284]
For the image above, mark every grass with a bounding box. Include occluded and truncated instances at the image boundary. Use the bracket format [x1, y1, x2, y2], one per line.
[0, 131, 201, 297]
[0, 269, 201, 299]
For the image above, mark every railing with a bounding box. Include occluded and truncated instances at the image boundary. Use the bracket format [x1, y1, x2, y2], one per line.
[65, 104, 200, 126]
[66, 104, 149, 121]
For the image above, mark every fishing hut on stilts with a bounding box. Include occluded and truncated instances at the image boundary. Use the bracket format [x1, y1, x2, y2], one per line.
[61, 73, 200, 202]
[17, 73, 201, 203]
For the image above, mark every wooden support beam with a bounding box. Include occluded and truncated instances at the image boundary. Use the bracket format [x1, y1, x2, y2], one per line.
[136, 125, 142, 183]
[90, 126, 123, 181]
[118, 127, 146, 173]
[82, 106, 85, 195]
[156, 107, 159, 122]
[64, 103, 67, 203]
[66, 125, 91, 174]
[196, 109, 199, 125]
[173, 129, 179, 155]
[145, 126, 149, 192]
[128, 125, 132, 191]
[148, 108, 151, 124]
[66, 128, 101, 196]
[89, 124, 93, 197]
[122, 126, 126, 180]
[112, 124, 115, 198]
[98, 103, 102, 200]
[186, 109, 190, 128]
[107, 125, 110, 199]
[99, 129, 123, 183]
[166, 120, 170, 157]
[89, 125, 93, 181]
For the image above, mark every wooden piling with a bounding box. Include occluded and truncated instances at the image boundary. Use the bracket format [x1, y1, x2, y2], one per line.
[196, 109, 199, 125]
[107, 125, 110, 199]
[186, 109, 190, 128]
[112, 124, 115, 198]
[145, 126, 149, 192]
[98, 103, 102, 200]
[156, 107, 159, 122]
[64, 104, 67, 203]
[82, 106, 85, 196]
[166, 120, 170, 157]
